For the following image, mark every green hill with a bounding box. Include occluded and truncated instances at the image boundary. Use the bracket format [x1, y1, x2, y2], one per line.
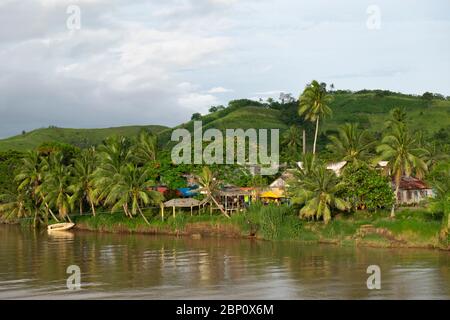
[0, 125, 168, 151]
[0, 90, 449, 152]
[157, 105, 288, 145]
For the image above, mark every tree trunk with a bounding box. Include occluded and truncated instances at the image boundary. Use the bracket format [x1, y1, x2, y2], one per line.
[90, 200, 96, 217]
[33, 208, 38, 228]
[210, 194, 230, 218]
[313, 117, 320, 155]
[391, 183, 400, 218]
[137, 206, 151, 226]
[79, 199, 83, 215]
[44, 202, 60, 222]
[302, 129, 306, 154]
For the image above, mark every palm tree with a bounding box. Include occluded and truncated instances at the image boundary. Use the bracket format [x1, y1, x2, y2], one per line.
[327, 123, 374, 166]
[39, 153, 74, 222]
[282, 125, 303, 163]
[132, 130, 158, 165]
[289, 164, 350, 224]
[70, 148, 99, 216]
[104, 164, 163, 225]
[391, 107, 407, 123]
[197, 166, 229, 218]
[428, 162, 450, 241]
[14, 151, 47, 226]
[376, 123, 427, 217]
[0, 189, 30, 222]
[94, 136, 132, 203]
[299, 80, 333, 154]
[422, 141, 449, 171]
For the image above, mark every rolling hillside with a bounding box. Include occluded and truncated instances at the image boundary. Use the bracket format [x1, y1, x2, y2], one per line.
[0, 125, 168, 151]
[0, 90, 449, 152]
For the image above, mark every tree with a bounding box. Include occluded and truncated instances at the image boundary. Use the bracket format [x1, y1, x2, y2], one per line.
[132, 130, 158, 164]
[376, 123, 427, 217]
[327, 123, 374, 166]
[282, 125, 303, 163]
[105, 164, 163, 225]
[391, 107, 407, 123]
[299, 80, 333, 154]
[340, 164, 394, 211]
[289, 164, 350, 224]
[422, 141, 449, 171]
[191, 113, 202, 121]
[14, 151, 46, 226]
[38, 153, 74, 222]
[197, 166, 229, 218]
[94, 136, 132, 202]
[428, 162, 450, 241]
[70, 148, 99, 216]
[0, 189, 30, 222]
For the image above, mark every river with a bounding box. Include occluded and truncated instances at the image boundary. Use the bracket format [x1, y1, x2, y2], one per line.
[0, 224, 449, 299]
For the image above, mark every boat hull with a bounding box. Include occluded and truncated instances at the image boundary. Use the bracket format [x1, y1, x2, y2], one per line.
[47, 223, 75, 232]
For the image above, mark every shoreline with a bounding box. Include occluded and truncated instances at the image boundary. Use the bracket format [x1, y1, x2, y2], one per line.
[71, 219, 450, 252]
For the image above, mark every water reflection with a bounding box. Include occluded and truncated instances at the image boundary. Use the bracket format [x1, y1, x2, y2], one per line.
[0, 225, 449, 299]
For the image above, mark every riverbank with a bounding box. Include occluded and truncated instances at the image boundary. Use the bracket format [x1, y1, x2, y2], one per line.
[69, 208, 450, 251]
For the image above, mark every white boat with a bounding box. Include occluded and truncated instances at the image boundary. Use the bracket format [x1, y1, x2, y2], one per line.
[47, 223, 75, 232]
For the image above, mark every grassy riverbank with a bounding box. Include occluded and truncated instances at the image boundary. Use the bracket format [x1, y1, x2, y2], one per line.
[68, 205, 449, 251]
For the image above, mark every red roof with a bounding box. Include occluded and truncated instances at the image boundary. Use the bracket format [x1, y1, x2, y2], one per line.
[396, 176, 430, 190]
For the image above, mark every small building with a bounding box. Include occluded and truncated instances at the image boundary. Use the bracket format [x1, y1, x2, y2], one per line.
[218, 187, 253, 214]
[161, 198, 204, 219]
[395, 176, 434, 205]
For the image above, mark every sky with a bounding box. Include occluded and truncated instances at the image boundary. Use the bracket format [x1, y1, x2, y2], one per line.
[0, 0, 449, 138]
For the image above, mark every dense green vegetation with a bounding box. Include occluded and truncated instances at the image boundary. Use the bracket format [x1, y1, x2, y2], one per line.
[0, 85, 449, 249]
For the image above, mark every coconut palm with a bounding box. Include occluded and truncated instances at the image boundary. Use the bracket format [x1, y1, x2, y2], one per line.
[376, 123, 427, 217]
[327, 123, 374, 166]
[132, 130, 158, 165]
[289, 164, 350, 224]
[422, 141, 449, 171]
[104, 163, 163, 225]
[197, 166, 229, 218]
[14, 151, 48, 226]
[70, 148, 99, 216]
[94, 136, 132, 202]
[282, 125, 303, 163]
[39, 153, 74, 222]
[428, 162, 450, 241]
[299, 80, 333, 154]
[0, 189, 30, 222]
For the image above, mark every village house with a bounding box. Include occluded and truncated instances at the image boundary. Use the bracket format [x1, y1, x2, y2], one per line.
[395, 176, 434, 205]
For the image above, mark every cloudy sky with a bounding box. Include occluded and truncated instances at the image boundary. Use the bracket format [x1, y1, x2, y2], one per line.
[0, 0, 449, 138]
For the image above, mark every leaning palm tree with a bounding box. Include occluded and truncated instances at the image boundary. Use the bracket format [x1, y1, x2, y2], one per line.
[14, 151, 47, 226]
[39, 153, 74, 222]
[104, 164, 163, 225]
[70, 148, 99, 216]
[197, 166, 229, 218]
[289, 165, 350, 224]
[299, 80, 333, 154]
[376, 123, 428, 217]
[0, 189, 30, 222]
[327, 123, 374, 166]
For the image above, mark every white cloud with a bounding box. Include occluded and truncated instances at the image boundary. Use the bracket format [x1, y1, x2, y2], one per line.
[178, 93, 219, 113]
[207, 86, 233, 93]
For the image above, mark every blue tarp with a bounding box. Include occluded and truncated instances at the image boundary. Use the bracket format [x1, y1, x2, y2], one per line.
[177, 186, 199, 197]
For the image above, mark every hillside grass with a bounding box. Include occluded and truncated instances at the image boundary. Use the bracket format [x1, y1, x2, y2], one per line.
[1, 91, 449, 151]
[0, 125, 168, 151]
